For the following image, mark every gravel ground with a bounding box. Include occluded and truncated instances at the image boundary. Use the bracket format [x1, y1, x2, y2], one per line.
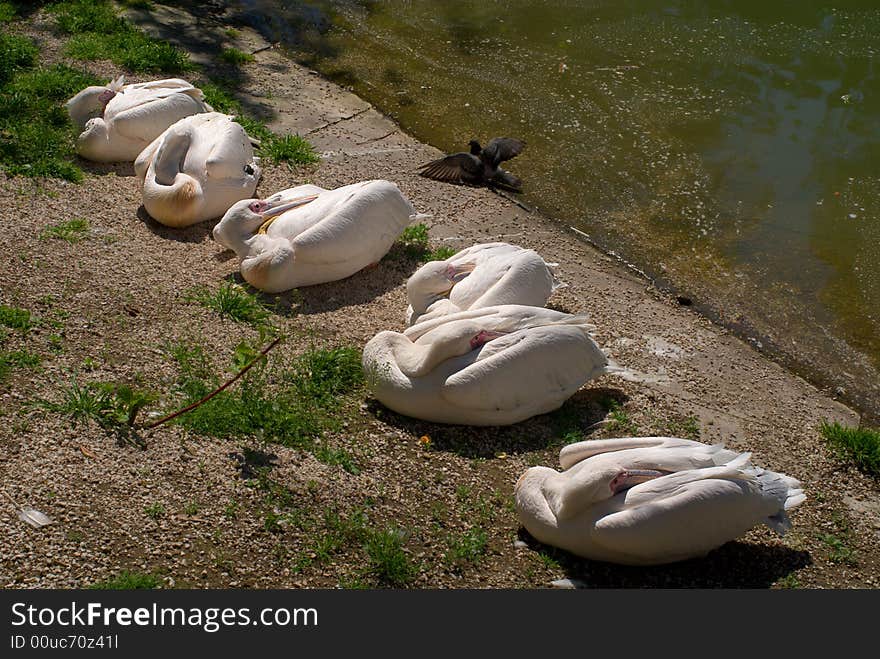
[0, 4, 878, 589]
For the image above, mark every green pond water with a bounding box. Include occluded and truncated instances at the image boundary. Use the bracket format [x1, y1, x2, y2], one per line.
[238, 0, 880, 417]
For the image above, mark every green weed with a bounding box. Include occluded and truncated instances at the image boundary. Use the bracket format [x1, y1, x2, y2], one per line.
[262, 134, 319, 165]
[0, 349, 40, 380]
[0, 32, 37, 84]
[169, 342, 363, 472]
[88, 570, 160, 590]
[820, 421, 880, 476]
[0, 61, 101, 181]
[188, 282, 271, 326]
[219, 47, 254, 66]
[41, 218, 89, 242]
[145, 502, 165, 519]
[53, 0, 192, 73]
[0, 305, 33, 332]
[393, 223, 456, 261]
[364, 527, 417, 587]
[38, 378, 155, 429]
[444, 527, 488, 569]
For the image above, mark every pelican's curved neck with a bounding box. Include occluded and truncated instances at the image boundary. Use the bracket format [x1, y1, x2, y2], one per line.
[153, 131, 191, 186]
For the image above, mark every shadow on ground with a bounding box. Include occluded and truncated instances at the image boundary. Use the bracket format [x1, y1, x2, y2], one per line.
[518, 530, 812, 588]
[366, 387, 629, 459]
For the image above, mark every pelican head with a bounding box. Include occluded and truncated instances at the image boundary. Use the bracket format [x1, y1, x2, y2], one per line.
[213, 191, 319, 254]
[74, 117, 110, 161]
[65, 86, 111, 129]
[65, 75, 125, 129]
[406, 260, 476, 313]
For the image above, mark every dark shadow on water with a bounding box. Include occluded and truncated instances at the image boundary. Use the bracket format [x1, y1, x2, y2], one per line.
[136, 206, 215, 244]
[518, 530, 812, 588]
[366, 387, 628, 459]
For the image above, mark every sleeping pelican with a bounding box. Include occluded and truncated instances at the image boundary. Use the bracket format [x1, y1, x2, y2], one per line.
[134, 113, 261, 228]
[515, 437, 806, 566]
[66, 76, 212, 162]
[363, 304, 610, 426]
[406, 242, 563, 325]
[213, 180, 419, 293]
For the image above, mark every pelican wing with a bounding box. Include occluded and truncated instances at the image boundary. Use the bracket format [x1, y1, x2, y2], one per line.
[108, 92, 208, 143]
[590, 471, 774, 562]
[440, 325, 606, 413]
[559, 437, 704, 470]
[418, 152, 482, 183]
[407, 304, 588, 343]
[289, 180, 415, 266]
[481, 137, 525, 167]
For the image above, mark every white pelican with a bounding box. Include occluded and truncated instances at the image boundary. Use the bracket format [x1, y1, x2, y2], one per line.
[363, 305, 610, 426]
[66, 76, 212, 162]
[515, 437, 806, 566]
[134, 113, 261, 228]
[406, 242, 563, 325]
[213, 180, 419, 293]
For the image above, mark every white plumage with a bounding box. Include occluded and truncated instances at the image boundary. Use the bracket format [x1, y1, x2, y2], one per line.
[213, 180, 418, 293]
[134, 112, 261, 228]
[66, 76, 211, 162]
[363, 304, 610, 426]
[515, 436, 806, 565]
[406, 242, 562, 325]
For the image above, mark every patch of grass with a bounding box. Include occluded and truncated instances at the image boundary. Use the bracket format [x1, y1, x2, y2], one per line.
[53, 0, 192, 73]
[0, 305, 33, 332]
[51, 0, 126, 34]
[41, 218, 89, 242]
[183, 501, 199, 515]
[38, 378, 155, 429]
[429, 245, 457, 260]
[262, 134, 319, 165]
[605, 400, 638, 435]
[0, 3, 17, 23]
[0, 349, 40, 380]
[169, 343, 363, 472]
[444, 527, 487, 569]
[1, 61, 102, 181]
[188, 282, 271, 326]
[396, 223, 429, 258]
[289, 345, 363, 403]
[364, 526, 417, 588]
[219, 47, 254, 66]
[145, 502, 165, 519]
[776, 573, 801, 589]
[0, 32, 37, 84]
[819, 533, 857, 565]
[820, 421, 880, 476]
[118, 0, 154, 9]
[88, 570, 160, 590]
[536, 548, 562, 571]
[224, 28, 240, 39]
[393, 223, 456, 262]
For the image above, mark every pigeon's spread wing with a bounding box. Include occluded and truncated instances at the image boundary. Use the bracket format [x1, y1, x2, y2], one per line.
[418, 152, 482, 183]
[482, 137, 525, 166]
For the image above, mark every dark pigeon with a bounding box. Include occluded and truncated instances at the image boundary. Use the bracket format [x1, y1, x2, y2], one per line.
[418, 137, 525, 189]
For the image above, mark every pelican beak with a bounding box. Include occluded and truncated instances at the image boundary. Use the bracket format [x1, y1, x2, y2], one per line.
[256, 193, 319, 234]
[469, 329, 505, 350]
[446, 261, 476, 283]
